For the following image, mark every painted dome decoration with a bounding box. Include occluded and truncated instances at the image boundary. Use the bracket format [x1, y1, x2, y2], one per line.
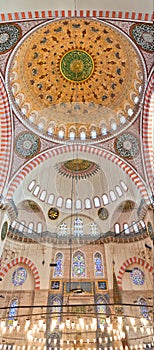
[115, 133, 139, 159]
[0, 23, 22, 54]
[55, 158, 100, 179]
[60, 49, 94, 82]
[15, 132, 40, 158]
[130, 23, 154, 52]
[12, 267, 27, 286]
[7, 18, 145, 143]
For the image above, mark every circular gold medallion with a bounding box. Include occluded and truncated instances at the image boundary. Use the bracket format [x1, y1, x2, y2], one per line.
[60, 49, 94, 82]
[1, 221, 8, 240]
[48, 207, 59, 220]
[98, 207, 109, 220]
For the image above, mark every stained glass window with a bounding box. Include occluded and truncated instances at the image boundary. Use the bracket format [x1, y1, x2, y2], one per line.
[94, 252, 103, 277]
[53, 252, 63, 278]
[90, 222, 98, 236]
[58, 223, 67, 236]
[72, 251, 85, 277]
[12, 267, 27, 286]
[96, 296, 107, 327]
[74, 218, 83, 237]
[130, 268, 145, 285]
[8, 298, 18, 326]
[51, 297, 62, 324]
[139, 298, 149, 319]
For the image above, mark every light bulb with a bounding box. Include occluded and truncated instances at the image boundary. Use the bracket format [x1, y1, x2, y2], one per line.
[39, 319, 44, 328]
[118, 316, 123, 324]
[130, 317, 135, 326]
[2, 326, 6, 333]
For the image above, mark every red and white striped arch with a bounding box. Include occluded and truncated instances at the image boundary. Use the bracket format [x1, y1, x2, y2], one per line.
[0, 74, 12, 194]
[0, 10, 153, 22]
[117, 256, 153, 289]
[0, 256, 40, 289]
[6, 145, 149, 200]
[142, 72, 154, 193]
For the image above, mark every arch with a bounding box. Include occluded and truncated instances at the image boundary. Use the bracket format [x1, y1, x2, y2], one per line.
[0, 257, 40, 289]
[0, 10, 153, 23]
[117, 256, 153, 289]
[0, 73, 12, 194]
[6, 145, 149, 202]
[142, 72, 154, 193]
[72, 250, 86, 278]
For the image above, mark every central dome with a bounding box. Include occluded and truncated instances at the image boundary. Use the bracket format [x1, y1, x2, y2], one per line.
[7, 18, 145, 143]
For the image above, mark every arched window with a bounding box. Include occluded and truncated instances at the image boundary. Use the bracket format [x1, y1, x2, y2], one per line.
[56, 196, 63, 208]
[51, 297, 62, 324]
[58, 223, 67, 236]
[109, 190, 117, 202]
[76, 199, 82, 210]
[33, 185, 40, 197]
[102, 194, 109, 205]
[90, 222, 98, 236]
[120, 180, 128, 192]
[28, 222, 34, 234]
[65, 198, 72, 209]
[94, 252, 103, 277]
[96, 296, 108, 328]
[115, 186, 123, 197]
[123, 223, 129, 234]
[37, 222, 43, 234]
[72, 251, 85, 277]
[74, 218, 83, 237]
[8, 298, 18, 326]
[93, 196, 100, 208]
[27, 180, 36, 192]
[53, 253, 63, 278]
[138, 298, 149, 319]
[85, 198, 91, 209]
[47, 193, 55, 205]
[39, 190, 47, 201]
[114, 223, 120, 234]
